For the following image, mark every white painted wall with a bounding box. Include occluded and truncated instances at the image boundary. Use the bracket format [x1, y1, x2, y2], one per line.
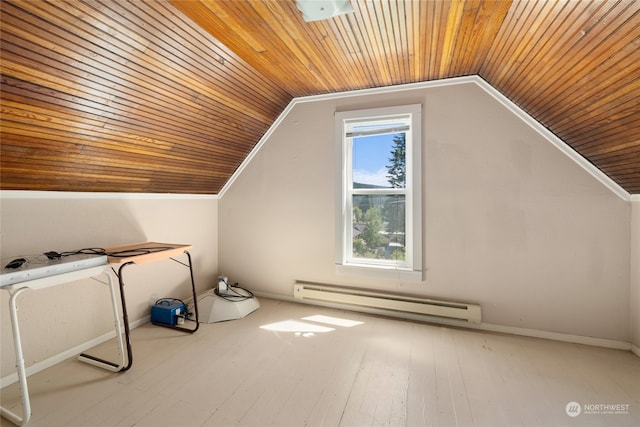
[632, 200, 640, 352]
[219, 81, 632, 342]
[0, 193, 218, 378]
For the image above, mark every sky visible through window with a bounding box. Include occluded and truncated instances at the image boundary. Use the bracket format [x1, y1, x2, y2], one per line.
[352, 134, 398, 188]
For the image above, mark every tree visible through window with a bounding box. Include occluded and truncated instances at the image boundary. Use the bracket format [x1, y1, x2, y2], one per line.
[335, 104, 422, 277]
[351, 132, 406, 261]
[387, 133, 406, 188]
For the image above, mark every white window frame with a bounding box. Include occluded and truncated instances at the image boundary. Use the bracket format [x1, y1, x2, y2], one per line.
[335, 104, 422, 281]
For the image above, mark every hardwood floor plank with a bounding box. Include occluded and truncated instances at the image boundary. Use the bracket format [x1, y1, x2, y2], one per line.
[1, 298, 639, 427]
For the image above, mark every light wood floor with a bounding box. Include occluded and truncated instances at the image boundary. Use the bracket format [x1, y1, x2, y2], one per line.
[2, 298, 639, 427]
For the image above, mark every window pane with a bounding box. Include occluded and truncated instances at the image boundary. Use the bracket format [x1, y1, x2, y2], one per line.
[352, 133, 406, 189]
[352, 194, 406, 261]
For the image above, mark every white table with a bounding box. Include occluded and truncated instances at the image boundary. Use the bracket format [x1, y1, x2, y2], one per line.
[0, 265, 125, 426]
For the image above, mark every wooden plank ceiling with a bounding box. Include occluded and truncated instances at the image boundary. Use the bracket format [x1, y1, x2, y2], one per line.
[1, 0, 638, 195]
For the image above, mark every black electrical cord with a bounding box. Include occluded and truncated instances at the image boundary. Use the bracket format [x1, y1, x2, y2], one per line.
[44, 246, 176, 260]
[105, 247, 175, 258]
[214, 283, 254, 301]
[44, 248, 106, 259]
[184, 283, 255, 321]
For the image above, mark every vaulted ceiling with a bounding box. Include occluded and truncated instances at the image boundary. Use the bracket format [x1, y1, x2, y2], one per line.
[1, 0, 638, 195]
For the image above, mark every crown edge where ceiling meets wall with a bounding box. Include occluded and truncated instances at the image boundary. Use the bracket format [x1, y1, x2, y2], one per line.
[218, 75, 632, 202]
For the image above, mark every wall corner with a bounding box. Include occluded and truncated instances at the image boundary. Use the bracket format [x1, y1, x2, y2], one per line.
[631, 200, 640, 353]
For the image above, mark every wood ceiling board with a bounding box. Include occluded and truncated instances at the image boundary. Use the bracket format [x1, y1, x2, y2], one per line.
[1, 0, 639, 195]
[1, 0, 286, 194]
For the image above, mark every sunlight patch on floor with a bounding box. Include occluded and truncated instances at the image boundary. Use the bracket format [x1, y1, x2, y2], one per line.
[302, 314, 364, 327]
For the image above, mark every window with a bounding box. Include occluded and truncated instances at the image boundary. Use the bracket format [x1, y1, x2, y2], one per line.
[335, 104, 422, 281]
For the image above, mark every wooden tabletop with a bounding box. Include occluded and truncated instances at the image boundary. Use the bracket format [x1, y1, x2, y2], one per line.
[104, 242, 192, 265]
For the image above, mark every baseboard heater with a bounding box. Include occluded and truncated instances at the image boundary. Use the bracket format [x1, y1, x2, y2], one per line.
[294, 281, 481, 324]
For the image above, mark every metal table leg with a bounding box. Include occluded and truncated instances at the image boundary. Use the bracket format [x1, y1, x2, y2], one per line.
[116, 261, 135, 372]
[114, 250, 200, 372]
[0, 287, 32, 426]
[77, 270, 126, 371]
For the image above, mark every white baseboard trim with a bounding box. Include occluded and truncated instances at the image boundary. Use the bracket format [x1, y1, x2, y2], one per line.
[0, 316, 149, 389]
[255, 291, 633, 353]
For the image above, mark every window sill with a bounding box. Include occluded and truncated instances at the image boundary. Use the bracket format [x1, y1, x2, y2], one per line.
[335, 263, 423, 282]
